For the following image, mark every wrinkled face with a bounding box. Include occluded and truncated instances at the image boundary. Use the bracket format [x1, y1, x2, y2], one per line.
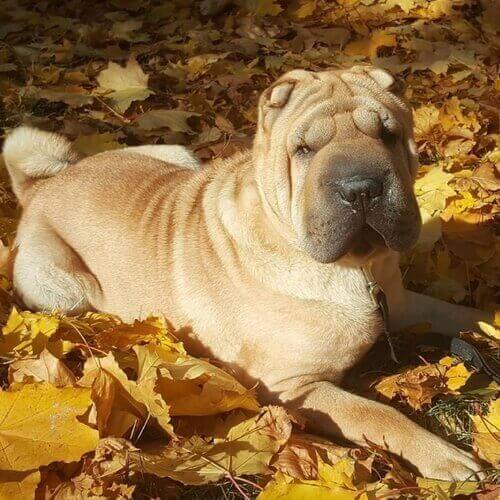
[253, 66, 422, 264]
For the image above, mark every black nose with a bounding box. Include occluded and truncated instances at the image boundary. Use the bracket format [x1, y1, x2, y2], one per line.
[337, 177, 382, 207]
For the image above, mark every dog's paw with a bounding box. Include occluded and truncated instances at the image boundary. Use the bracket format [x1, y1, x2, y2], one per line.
[418, 444, 484, 481]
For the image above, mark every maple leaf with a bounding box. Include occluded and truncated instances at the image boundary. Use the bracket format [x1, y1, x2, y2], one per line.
[126, 406, 290, 485]
[80, 352, 173, 438]
[96, 58, 153, 113]
[136, 109, 201, 134]
[0, 383, 98, 472]
[8, 348, 76, 387]
[73, 132, 123, 156]
[416, 477, 480, 498]
[471, 399, 500, 466]
[135, 344, 260, 416]
[0, 307, 74, 358]
[344, 31, 397, 59]
[375, 357, 472, 410]
[259, 459, 385, 499]
[414, 166, 456, 215]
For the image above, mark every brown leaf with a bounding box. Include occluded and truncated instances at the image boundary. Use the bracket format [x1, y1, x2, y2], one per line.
[8, 348, 76, 387]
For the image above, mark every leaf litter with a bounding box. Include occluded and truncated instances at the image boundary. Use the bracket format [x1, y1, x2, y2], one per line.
[0, 0, 499, 498]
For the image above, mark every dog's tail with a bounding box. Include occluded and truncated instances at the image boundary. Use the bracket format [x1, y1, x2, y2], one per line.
[2, 126, 80, 205]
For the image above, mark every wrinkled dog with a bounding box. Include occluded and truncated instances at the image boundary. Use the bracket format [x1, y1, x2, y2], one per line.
[4, 66, 491, 479]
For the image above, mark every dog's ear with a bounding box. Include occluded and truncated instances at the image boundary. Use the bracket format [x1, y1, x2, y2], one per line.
[367, 68, 395, 89]
[258, 79, 299, 132]
[263, 80, 297, 109]
[348, 66, 403, 95]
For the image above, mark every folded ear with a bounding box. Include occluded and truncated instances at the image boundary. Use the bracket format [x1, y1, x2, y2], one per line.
[347, 65, 401, 93]
[263, 80, 297, 109]
[258, 79, 298, 132]
[367, 67, 395, 89]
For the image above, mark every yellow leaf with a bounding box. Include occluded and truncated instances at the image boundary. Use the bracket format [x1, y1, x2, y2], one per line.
[294, 0, 317, 19]
[344, 31, 397, 59]
[127, 407, 289, 485]
[478, 321, 500, 340]
[93, 315, 186, 354]
[73, 132, 123, 156]
[258, 472, 340, 499]
[0, 307, 74, 358]
[385, 0, 415, 14]
[0, 470, 41, 498]
[135, 344, 259, 416]
[80, 352, 172, 438]
[471, 399, 500, 466]
[413, 104, 440, 138]
[96, 58, 153, 113]
[414, 166, 456, 215]
[416, 477, 480, 498]
[439, 357, 472, 391]
[259, 460, 385, 500]
[8, 348, 76, 387]
[0, 384, 98, 471]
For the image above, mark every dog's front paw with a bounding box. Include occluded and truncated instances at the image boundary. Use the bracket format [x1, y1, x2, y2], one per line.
[417, 443, 484, 481]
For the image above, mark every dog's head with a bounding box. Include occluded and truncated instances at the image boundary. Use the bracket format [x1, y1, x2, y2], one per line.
[253, 66, 421, 264]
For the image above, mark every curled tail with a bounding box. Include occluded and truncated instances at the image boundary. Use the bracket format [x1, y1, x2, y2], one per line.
[2, 126, 80, 205]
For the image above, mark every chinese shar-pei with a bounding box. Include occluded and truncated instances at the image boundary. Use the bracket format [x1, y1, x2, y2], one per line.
[3, 66, 492, 480]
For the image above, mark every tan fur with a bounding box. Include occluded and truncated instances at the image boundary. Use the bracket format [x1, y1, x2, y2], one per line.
[4, 66, 492, 480]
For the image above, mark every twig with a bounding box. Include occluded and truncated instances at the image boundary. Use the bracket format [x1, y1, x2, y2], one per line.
[225, 472, 251, 500]
[95, 96, 131, 123]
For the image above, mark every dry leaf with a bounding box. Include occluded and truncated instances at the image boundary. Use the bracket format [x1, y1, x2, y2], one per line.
[0, 383, 98, 471]
[471, 399, 500, 466]
[135, 344, 259, 416]
[80, 352, 172, 438]
[0, 470, 41, 499]
[127, 406, 289, 485]
[96, 58, 153, 113]
[136, 109, 200, 133]
[8, 348, 76, 387]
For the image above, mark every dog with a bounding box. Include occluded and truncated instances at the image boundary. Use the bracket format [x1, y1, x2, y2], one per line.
[3, 66, 492, 480]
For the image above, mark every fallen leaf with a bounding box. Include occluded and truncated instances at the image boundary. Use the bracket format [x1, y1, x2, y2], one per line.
[416, 477, 480, 498]
[73, 133, 123, 156]
[136, 109, 200, 133]
[96, 58, 153, 113]
[8, 348, 76, 387]
[0, 470, 41, 499]
[127, 407, 289, 485]
[471, 399, 500, 466]
[135, 344, 259, 416]
[344, 31, 397, 59]
[0, 383, 98, 471]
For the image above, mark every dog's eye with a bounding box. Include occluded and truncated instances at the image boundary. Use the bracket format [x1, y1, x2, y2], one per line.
[381, 126, 399, 148]
[296, 145, 312, 156]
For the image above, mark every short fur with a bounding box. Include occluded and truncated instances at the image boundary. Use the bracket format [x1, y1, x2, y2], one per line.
[4, 66, 492, 480]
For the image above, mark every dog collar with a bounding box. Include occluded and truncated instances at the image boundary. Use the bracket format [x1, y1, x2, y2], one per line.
[362, 266, 399, 363]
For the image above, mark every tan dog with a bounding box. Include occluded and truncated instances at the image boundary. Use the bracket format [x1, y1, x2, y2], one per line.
[3, 66, 491, 480]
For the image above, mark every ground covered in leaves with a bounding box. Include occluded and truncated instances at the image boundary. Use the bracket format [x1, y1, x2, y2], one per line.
[0, 0, 499, 498]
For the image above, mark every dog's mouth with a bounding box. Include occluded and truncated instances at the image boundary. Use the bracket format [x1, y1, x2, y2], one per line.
[349, 224, 386, 257]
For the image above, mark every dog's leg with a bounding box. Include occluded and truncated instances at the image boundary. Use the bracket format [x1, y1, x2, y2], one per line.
[281, 381, 482, 480]
[390, 290, 493, 336]
[14, 220, 100, 314]
[378, 261, 493, 336]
